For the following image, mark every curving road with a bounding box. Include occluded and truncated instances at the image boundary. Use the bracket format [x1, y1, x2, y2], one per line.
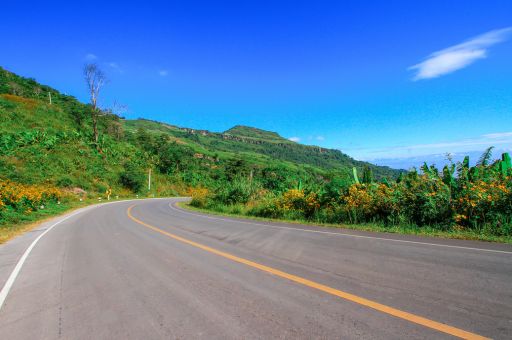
[0, 198, 511, 339]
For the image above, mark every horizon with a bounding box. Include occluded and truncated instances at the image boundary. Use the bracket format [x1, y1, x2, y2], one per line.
[2, 1, 511, 168]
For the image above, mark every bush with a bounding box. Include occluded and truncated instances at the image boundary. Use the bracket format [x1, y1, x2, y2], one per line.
[119, 162, 146, 193]
[400, 176, 452, 226]
[0, 180, 62, 215]
[56, 176, 73, 188]
[189, 187, 209, 208]
[213, 178, 258, 205]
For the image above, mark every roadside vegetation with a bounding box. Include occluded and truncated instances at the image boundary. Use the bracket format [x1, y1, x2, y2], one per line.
[190, 149, 512, 241]
[1, 65, 510, 242]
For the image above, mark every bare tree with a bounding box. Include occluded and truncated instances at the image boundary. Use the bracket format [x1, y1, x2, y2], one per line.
[110, 100, 128, 118]
[106, 101, 128, 140]
[83, 63, 107, 149]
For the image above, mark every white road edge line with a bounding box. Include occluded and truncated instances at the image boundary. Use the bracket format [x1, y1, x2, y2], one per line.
[0, 197, 174, 312]
[0, 207, 92, 311]
[169, 202, 512, 255]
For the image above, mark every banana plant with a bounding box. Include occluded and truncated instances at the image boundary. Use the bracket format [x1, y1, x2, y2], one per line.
[442, 164, 456, 188]
[352, 167, 360, 184]
[362, 166, 374, 184]
[457, 156, 470, 183]
[478, 146, 494, 166]
[501, 152, 511, 176]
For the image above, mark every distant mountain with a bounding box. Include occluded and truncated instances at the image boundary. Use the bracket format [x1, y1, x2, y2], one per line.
[224, 125, 286, 142]
[125, 119, 401, 179]
[373, 149, 510, 170]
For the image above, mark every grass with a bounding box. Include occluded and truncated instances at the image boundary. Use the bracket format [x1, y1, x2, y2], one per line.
[179, 202, 512, 244]
[0, 196, 145, 244]
[0, 201, 85, 244]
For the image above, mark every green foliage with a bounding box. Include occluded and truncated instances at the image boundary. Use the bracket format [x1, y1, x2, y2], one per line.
[225, 157, 251, 181]
[352, 167, 360, 184]
[203, 148, 512, 237]
[119, 162, 146, 192]
[361, 166, 373, 184]
[478, 146, 494, 166]
[157, 142, 195, 174]
[212, 178, 258, 205]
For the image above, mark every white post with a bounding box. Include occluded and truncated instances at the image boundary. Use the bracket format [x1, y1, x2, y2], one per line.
[48, 92, 52, 105]
[148, 168, 151, 191]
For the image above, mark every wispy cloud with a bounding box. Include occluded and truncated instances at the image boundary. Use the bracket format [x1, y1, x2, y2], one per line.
[343, 131, 512, 161]
[482, 132, 512, 139]
[289, 137, 300, 142]
[159, 70, 168, 77]
[85, 53, 98, 61]
[409, 27, 512, 80]
[316, 136, 325, 141]
[107, 62, 124, 73]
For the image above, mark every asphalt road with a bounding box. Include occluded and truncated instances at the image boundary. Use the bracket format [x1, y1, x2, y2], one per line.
[0, 198, 511, 339]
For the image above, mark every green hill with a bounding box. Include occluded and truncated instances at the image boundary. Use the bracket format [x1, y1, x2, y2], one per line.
[123, 119, 400, 178]
[0, 66, 400, 197]
[224, 125, 287, 142]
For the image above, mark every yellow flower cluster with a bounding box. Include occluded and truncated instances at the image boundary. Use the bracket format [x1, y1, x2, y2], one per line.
[278, 189, 304, 211]
[0, 180, 62, 212]
[456, 180, 510, 218]
[277, 189, 320, 216]
[188, 187, 210, 207]
[343, 184, 372, 212]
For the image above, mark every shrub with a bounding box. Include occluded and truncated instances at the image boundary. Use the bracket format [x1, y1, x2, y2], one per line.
[213, 178, 258, 205]
[119, 162, 146, 193]
[56, 176, 73, 188]
[0, 180, 62, 214]
[189, 187, 210, 208]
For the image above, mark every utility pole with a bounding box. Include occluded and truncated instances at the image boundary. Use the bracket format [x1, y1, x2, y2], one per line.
[148, 168, 152, 192]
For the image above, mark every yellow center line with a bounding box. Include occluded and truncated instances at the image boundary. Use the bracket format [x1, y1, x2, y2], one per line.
[127, 205, 489, 340]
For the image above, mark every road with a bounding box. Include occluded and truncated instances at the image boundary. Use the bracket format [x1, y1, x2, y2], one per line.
[0, 198, 511, 339]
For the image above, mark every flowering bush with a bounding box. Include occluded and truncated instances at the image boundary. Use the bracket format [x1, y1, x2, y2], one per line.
[0, 180, 62, 213]
[198, 151, 512, 237]
[277, 189, 320, 218]
[454, 179, 511, 231]
[399, 175, 452, 226]
[342, 184, 373, 223]
[189, 187, 210, 208]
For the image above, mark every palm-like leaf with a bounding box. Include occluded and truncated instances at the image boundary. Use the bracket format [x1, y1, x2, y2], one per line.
[478, 146, 494, 166]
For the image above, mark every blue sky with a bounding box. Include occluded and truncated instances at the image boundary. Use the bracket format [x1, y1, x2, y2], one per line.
[2, 1, 511, 167]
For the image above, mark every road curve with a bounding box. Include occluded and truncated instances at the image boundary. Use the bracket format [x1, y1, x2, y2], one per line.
[0, 198, 511, 339]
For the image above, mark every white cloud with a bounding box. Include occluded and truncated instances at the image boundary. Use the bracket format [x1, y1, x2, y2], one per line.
[482, 132, 512, 139]
[107, 62, 124, 73]
[289, 137, 300, 142]
[343, 131, 512, 161]
[409, 27, 512, 80]
[85, 53, 98, 61]
[316, 136, 325, 141]
[159, 70, 168, 77]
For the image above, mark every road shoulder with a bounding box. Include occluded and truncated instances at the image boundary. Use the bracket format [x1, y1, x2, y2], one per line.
[175, 202, 512, 252]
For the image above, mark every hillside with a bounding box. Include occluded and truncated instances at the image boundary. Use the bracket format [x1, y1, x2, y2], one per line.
[123, 119, 400, 179]
[0, 66, 399, 198]
[224, 125, 287, 142]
